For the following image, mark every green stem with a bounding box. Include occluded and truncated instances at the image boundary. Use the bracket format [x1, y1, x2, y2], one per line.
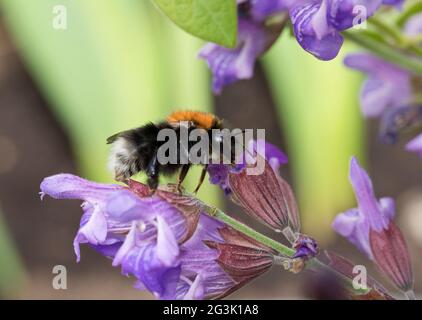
[408, 45, 422, 59]
[409, 34, 422, 45]
[368, 17, 422, 60]
[368, 17, 404, 45]
[201, 202, 369, 296]
[343, 30, 422, 76]
[202, 203, 295, 257]
[368, 17, 404, 43]
[396, 2, 422, 28]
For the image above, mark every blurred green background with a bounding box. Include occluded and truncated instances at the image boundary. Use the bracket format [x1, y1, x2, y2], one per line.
[0, 0, 421, 299]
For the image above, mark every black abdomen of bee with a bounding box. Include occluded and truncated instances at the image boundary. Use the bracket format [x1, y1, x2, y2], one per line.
[108, 121, 211, 191]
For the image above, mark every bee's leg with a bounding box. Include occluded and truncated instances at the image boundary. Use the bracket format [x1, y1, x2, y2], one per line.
[193, 164, 208, 195]
[146, 151, 159, 194]
[147, 175, 159, 195]
[177, 164, 191, 194]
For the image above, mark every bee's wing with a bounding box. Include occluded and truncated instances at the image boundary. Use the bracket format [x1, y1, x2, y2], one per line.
[107, 131, 125, 144]
[107, 122, 156, 144]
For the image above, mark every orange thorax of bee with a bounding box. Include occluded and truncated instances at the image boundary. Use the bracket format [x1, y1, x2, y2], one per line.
[167, 111, 218, 130]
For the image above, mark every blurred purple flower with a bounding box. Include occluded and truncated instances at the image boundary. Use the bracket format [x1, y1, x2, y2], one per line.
[344, 53, 412, 118]
[332, 157, 413, 292]
[199, 17, 283, 94]
[406, 133, 422, 158]
[382, 0, 405, 9]
[240, 0, 292, 21]
[345, 53, 422, 158]
[199, 0, 289, 94]
[404, 12, 422, 36]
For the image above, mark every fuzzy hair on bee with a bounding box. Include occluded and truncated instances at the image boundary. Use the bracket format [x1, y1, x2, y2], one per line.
[107, 111, 225, 193]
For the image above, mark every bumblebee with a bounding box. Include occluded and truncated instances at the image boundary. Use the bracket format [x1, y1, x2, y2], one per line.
[107, 111, 234, 193]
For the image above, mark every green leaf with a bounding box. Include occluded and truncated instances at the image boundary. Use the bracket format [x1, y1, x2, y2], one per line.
[152, 0, 237, 48]
[396, 1, 422, 27]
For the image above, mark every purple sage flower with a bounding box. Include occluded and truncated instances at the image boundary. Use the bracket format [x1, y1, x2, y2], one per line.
[290, 0, 383, 60]
[332, 157, 414, 293]
[404, 12, 422, 36]
[332, 158, 394, 258]
[201, 0, 401, 93]
[40, 174, 188, 298]
[40, 174, 273, 299]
